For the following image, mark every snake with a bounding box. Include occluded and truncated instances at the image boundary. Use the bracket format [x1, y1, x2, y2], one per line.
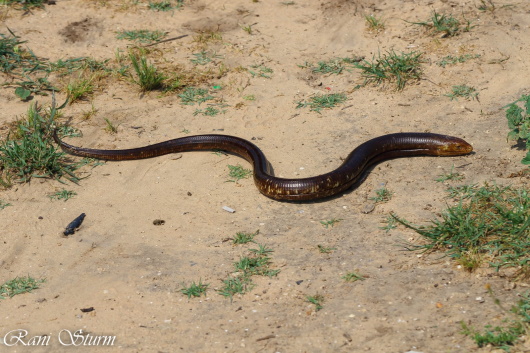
[53, 131, 473, 201]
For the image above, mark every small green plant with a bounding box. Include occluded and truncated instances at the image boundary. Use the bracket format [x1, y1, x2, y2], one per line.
[445, 85, 478, 101]
[310, 59, 348, 75]
[190, 50, 221, 65]
[393, 184, 530, 277]
[193, 31, 222, 46]
[380, 215, 397, 232]
[80, 104, 98, 120]
[365, 14, 385, 32]
[370, 186, 393, 203]
[241, 24, 255, 35]
[317, 245, 336, 253]
[307, 294, 324, 311]
[342, 271, 365, 282]
[178, 87, 214, 105]
[116, 30, 167, 44]
[66, 77, 94, 104]
[233, 230, 259, 244]
[0, 99, 82, 183]
[354, 50, 423, 90]
[249, 65, 273, 78]
[148, 0, 183, 11]
[0, 0, 46, 10]
[296, 93, 347, 113]
[410, 10, 473, 37]
[218, 277, 252, 299]
[220, 235, 279, 299]
[193, 106, 225, 116]
[461, 288, 530, 350]
[300, 57, 362, 75]
[104, 118, 118, 134]
[48, 189, 77, 201]
[477, 0, 496, 12]
[227, 164, 252, 182]
[320, 218, 342, 228]
[437, 54, 480, 68]
[243, 94, 255, 101]
[505, 94, 530, 164]
[249, 243, 275, 258]
[0, 276, 45, 299]
[461, 322, 523, 349]
[0, 200, 12, 209]
[435, 165, 464, 182]
[129, 54, 165, 91]
[180, 279, 209, 298]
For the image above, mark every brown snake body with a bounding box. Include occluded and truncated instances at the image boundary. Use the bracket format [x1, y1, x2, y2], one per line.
[54, 131, 472, 201]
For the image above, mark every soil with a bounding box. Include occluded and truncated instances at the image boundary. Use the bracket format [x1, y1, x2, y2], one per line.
[1, 0, 530, 352]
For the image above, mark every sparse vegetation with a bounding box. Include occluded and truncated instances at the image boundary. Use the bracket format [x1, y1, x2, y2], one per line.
[365, 14, 385, 33]
[66, 76, 94, 104]
[0, 0, 46, 10]
[148, 0, 184, 11]
[342, 271, 365, 282]
[249, 64, 273, 78]
[296, 93, 347, 113]
[0, 200, 12, 209]
[180, 279, 209, 298]
[505, 94, 530, 165]
[219, 238, 279, 300]
[116, 30, 167, 44]
[370, 186, 393, 203]
[48, 188, 77, 201]
[393, 184, 530, 278]
[0, 100, 83, 184]
[104, 118, 118, 134]
[307, 294, 324, 311]
[354, 50, 423, 90]
[445, 85, 479, 101]
[190, 50, 221, 65]
[380, 215, 397, 232]
[320, 218, 342, 228]
[410, 10, 474, 37]
[193, 106, 226, 116]
[317, 245, 336, 253]
[233, 230, 259, 244]
[435, 165, 464, 182]
[227, 164, 252, 182]
[0, 276, 45, 299]
[178, 87, 214, 105]
[437, 54, 480, 68]
[461, 287, 530, 350]
[129, 53, 165, 91]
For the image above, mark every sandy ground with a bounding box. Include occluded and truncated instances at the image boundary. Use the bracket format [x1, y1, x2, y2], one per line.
[1, 0, 530, 352]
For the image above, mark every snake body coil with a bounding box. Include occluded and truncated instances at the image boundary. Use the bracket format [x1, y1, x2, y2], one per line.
[54, 131, 472, 201]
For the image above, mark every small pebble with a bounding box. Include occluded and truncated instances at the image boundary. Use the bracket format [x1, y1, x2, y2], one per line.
[223, 206, 235, 213]
[361, 203, 375, 214]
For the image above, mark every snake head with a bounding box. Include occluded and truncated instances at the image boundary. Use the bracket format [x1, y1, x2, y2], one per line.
[436, 136, 473, 156]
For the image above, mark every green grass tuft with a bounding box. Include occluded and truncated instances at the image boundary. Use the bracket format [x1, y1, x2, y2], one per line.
[505, 94, 530, 165]
[129, 54, 165, 91]
[0, 276, 45, 299]
[296, 93, 347, 113]
[354, 50, 423, 90]
[180, 279, 209, 298]
[393, 184, 530, 278]
[0, 100, 83, 184]
[116, 30, 167, 44]
[445, 85, 479, 101]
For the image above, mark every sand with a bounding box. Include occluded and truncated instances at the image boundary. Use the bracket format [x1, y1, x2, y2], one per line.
[1, 0, 530, 352]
